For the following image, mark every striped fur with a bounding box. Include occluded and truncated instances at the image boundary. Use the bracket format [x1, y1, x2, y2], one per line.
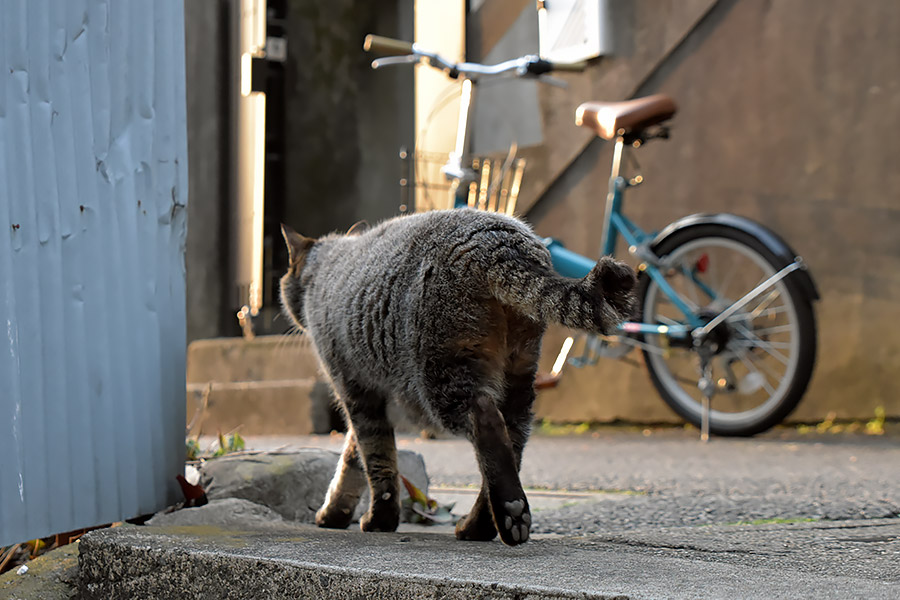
[280, 209, 636, 544]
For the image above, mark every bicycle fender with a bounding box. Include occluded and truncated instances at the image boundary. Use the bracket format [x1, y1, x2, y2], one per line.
[651, 213, 820, 302]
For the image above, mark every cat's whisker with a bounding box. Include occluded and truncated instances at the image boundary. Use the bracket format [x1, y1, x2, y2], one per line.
[274, 324, 303, 354]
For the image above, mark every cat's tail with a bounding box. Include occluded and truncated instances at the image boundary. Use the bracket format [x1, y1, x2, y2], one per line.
[489, 254, 639, 334]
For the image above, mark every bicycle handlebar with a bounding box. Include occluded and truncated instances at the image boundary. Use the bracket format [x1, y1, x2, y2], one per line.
[363, 34, 413, 56]
[362, 33, 587, 79]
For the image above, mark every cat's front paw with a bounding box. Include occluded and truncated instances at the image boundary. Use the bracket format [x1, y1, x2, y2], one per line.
[455, 507, 498, 541]
[493, 497, 531, 546]
[315, 505, 354, 530]
[359, 503, 400, 533]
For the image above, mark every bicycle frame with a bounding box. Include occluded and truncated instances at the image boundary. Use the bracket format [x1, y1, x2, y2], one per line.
[430, 52, 805, 365]
[545, 136, 699, 341]
[441, 76, 699, 340]
[367, 34, 817, 438]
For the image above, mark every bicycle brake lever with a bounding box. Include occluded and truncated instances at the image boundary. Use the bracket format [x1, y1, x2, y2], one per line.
[371, 54, 420, 69]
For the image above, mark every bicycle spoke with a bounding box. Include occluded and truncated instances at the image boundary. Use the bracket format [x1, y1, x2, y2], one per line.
[731, 339, 793, 350]
[743, 323, 794, 336]
[682, 259, 703, 308]
[713, 249, 740, 300]
[662, 282, 703, 313]
[735, 352, 777, 396]
[746, 286, 782, 317]
[666, 356, 703, 388]
[755, 305, 789, 319]
[736, 343, 786, 381]
[656, 315, 683, 326]
[730, 323, 792, 364]
[748, 289, 780, 319]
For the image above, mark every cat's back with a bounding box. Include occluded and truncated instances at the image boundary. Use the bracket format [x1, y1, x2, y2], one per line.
[301, 209, 555, 395]
[316, 208, 541, 275]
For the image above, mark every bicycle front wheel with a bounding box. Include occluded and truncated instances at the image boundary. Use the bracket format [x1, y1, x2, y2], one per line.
[638, 225, 817, 436]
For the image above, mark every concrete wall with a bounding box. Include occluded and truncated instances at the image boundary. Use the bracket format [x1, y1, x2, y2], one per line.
[182, 0, 414, 340]
[479, 0, 900, 423]
[282, 0, 414, 237]
[184, 0, 232, 341]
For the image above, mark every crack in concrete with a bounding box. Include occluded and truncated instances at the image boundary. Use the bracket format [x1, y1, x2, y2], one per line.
[585, 537, 787, 557]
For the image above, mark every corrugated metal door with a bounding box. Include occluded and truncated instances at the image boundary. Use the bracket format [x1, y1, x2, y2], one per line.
[0, 0, 188, 546]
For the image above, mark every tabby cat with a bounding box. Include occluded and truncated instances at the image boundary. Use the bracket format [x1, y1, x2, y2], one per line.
[280, 208, 636, 546]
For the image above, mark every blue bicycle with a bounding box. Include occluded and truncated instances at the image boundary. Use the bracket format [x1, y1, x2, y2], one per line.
[365, 35, 818, 438]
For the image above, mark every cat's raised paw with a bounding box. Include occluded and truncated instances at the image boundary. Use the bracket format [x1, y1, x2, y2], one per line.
[495, 497, 531, 546]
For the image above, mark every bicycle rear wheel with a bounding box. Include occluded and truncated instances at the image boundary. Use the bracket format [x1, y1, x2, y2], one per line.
[638, 225, 817, 436]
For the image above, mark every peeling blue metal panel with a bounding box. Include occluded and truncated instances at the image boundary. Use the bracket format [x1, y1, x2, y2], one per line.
[0, 0, 188, 546]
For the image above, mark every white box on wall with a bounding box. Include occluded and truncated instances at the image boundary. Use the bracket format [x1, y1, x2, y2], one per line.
[538, 0, 614, 63]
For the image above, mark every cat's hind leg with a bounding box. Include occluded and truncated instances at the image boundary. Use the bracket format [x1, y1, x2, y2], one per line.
[469, 395, 531, 546]
[456, 318, 542, 544]
[456, 388, 535, 543]
[341, 384, 402, 532]
[316, 429, 368, 529]
[429, 364, 530, 545]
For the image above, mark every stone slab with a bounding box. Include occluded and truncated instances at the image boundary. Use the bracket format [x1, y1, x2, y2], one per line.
[146, 498, 288, 530]
[77, 519, 900, 600]
[195, 449, 429, 524]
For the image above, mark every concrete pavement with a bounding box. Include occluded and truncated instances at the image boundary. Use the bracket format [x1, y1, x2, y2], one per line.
[72, 428, 900, 599]
[10, 427, 897, 599]
[77, 518, 899, 599]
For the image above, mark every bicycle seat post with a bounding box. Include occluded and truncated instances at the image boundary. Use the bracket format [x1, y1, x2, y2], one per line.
[599, 133, 627, 256]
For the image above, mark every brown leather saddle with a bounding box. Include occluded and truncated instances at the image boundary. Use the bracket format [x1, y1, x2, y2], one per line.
[575, 94, 677, 140]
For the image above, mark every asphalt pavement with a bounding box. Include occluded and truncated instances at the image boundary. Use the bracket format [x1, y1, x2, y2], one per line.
[231, 427, 900, 536]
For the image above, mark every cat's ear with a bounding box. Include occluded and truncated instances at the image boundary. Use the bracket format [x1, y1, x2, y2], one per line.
[281, 224, 315, 272]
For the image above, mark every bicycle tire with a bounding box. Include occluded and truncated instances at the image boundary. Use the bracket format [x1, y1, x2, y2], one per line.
[637, 224, 817, 436]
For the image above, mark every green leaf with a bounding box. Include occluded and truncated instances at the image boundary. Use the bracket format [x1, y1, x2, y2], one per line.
[185, 439, 201, 460]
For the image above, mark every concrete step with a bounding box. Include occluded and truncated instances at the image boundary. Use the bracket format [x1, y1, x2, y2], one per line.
[187, 378, 323, 435]
[186, 335, 340, 436]
[77, 520, 900, 599]
[187, 335, 321, 383]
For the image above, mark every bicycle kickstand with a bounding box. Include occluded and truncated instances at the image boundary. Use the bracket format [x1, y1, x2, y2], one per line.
[696, 347, 714, 443]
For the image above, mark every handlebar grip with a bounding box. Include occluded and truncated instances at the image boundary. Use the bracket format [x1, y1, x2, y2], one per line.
[363, 34, 414, 55]
[551, 60, 588, 72]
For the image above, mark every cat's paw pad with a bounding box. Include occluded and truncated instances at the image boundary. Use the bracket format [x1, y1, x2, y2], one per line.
[496, 497, 531, 546]
[504, 499, 525, 517]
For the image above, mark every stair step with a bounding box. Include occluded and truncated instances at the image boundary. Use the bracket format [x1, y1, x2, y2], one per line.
[186, 377, 322, 436]
[186, 335, 320, 384]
